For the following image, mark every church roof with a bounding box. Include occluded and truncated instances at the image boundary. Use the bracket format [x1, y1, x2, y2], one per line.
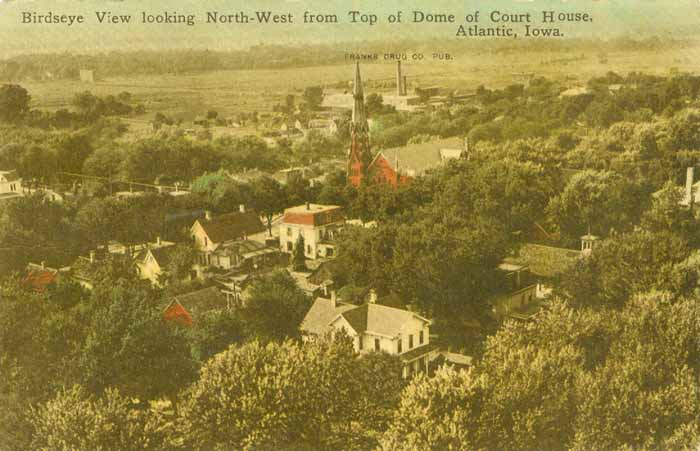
[373, 137, 465, 176]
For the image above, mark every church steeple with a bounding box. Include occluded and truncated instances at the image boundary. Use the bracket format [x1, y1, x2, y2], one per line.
[348, 62, 372, 188]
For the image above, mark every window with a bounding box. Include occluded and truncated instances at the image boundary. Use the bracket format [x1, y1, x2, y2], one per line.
[287, 242, 293, 252]
[397, 339, 402, 354]
[408, 334, 414, 349]
[306, 245, 311, 255]
[358, 336, 363, 351]
[287, 227, 292, 237]
[374, 338, 380, 352]
[204, 236, 208, 247]
[326, 248, 334, 257]
[419, 330, 424, 345]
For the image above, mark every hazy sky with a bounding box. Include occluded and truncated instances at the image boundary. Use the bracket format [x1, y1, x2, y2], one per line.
[0, 0, 698, 56]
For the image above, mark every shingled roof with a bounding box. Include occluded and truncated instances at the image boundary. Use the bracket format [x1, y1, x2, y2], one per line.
[374, 137, 464, 176]
[338, 303, 429, 337]
[301, 297, 356, 336]
[197, 211, 265, 244]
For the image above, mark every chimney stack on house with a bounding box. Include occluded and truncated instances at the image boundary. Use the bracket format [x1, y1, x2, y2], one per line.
[306, 201, 311, 211]
[89, 251, 95, 263]
[40, 261, 45, 269]
[330, 290, 337, 308]
[239, 204, 246, 213]
[686, 167, 695, 206]
[156, 236, 162, 247]
[205, 210, 212, 221]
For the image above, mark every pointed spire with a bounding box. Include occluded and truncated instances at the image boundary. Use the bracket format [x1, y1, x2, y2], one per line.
[352, 62, 367, 126]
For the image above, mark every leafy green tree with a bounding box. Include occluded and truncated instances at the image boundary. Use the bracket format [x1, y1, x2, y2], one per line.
[240, 270, 310, 341]
[189, 309, 245, 362]
[250, 176, 287, 236]
[291, 234, 307, 271]
[78, 282, 197, 405]
[30, 385, 173, 451]
[0, 84, 30, 122]
[302, 86, 323, 111]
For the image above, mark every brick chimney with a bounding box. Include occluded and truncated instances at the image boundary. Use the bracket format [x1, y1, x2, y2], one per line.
[368, 289, 377, 304]
[306, 201, 311, 211]
[205, 210, 212, 221]
[239, 204, 246, 213]
[156, 236, 162, 247]
[331, 290, 337, 308]
[89, 250, 95, 263]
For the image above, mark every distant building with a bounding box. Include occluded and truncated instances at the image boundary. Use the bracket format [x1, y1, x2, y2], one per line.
[163, 286, 229, 327]
[490, 262, 538, 320]
[301, 292, 439, 378]
[22, 262, 61, 293]
[347, 63, 373, 188]
[279, 203, 344, 260]
[134, 238, 178, 286]
[307, 119, 339, 136]
[368, 137, 468, 187]
[79, 69, 95, 83]
[0, 170, 23, 201]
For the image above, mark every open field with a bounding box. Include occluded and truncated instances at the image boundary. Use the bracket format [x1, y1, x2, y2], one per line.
[14, 46, 700, 121]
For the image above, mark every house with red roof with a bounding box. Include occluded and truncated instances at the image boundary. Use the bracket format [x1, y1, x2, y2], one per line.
[279, 203, 344, 260]
[163, 286, 229, 327]
[22, 262, 61, 293]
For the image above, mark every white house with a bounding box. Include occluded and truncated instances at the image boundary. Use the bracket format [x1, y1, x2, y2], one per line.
[307, 119, 339, 136]
[279, 203, 344, 260]
[190, 207, 271, 272]
[134, 238, 178, 286]
[301, 293, 439, 378]
[0, 170, 23, 201]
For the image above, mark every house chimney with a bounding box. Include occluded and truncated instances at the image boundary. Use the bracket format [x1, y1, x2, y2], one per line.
[331, 290, 337, 308]
[306, 201, 311, 211]
[686, 167, 695, 206]
[369, 289, 377, 304]
[156, 236, 162, 247]
[239, 204, 246, 213]
[205, 210, 212, 221]
[89, 251, 95, 263]
[323, 283, 329, 297]
[40, 261, 45, 269]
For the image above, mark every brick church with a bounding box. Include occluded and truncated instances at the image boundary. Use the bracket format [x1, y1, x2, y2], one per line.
[347, 63, 467, 188]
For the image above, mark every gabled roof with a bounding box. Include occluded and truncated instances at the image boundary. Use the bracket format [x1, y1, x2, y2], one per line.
[195, 211, 265, 244]
[301, 297, 356, 336]
[0, 170, 20, 182]
[22, 268, 59, 292]
[136, 246, 176, 268]
[373, 137, 464, 175]
[171, 286, 228, 317]
[337, 303, 430, 337]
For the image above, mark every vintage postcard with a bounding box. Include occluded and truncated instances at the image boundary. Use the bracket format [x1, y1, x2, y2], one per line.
[1, 0, 699, 450]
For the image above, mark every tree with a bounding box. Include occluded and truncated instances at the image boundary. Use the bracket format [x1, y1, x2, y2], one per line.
[30, 385, 173, 451]
[162, 243, 196, 285]
[240, 270, 310, 341]
[0, 84, 30, 122]
[250, 176, 286, 236]
[302, 86, 324, 111]
[180, 335, 389, 450]
[292, 234, 307, 271]
[78, 282, 197, 405]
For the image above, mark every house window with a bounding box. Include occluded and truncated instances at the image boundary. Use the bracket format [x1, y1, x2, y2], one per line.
[358, 336, 363, 351]
[409, 334, 414, 349]
[287, 227, 292, 237]
[397, 339, 402, 354]
[419, 330, 424, 345]
[204, 237, 208, 247]
[374, 338, 380, 352]
[287, 242, 293, 252]
[327, 248, 334, 257]
[306, 245, 311, 255]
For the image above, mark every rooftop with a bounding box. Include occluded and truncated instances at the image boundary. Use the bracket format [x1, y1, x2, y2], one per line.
[301, 296, 356, 336]
[197, 211, 266, 244]
[282, 204, 344, 227]
[338, 302, 430, 337]
[504, 243, 582, 279]
[377, 137, 465, 175]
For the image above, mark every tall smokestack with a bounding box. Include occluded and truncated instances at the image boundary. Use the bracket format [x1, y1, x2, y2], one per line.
[686, 167, 695, 206]
[396, 61, 403, 96]
[403, 76, 407, 96]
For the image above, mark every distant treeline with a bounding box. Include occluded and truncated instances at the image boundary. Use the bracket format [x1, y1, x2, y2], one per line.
[0, 36, 693, 82]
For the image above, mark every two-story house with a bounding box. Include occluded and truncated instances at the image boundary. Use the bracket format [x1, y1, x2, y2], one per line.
[134, 238, 178, 286]
[191, 207, 271, 273]
[0, 170, 23, 201]
[301, 292, 439, 378]
[279, 203, 344, 260]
